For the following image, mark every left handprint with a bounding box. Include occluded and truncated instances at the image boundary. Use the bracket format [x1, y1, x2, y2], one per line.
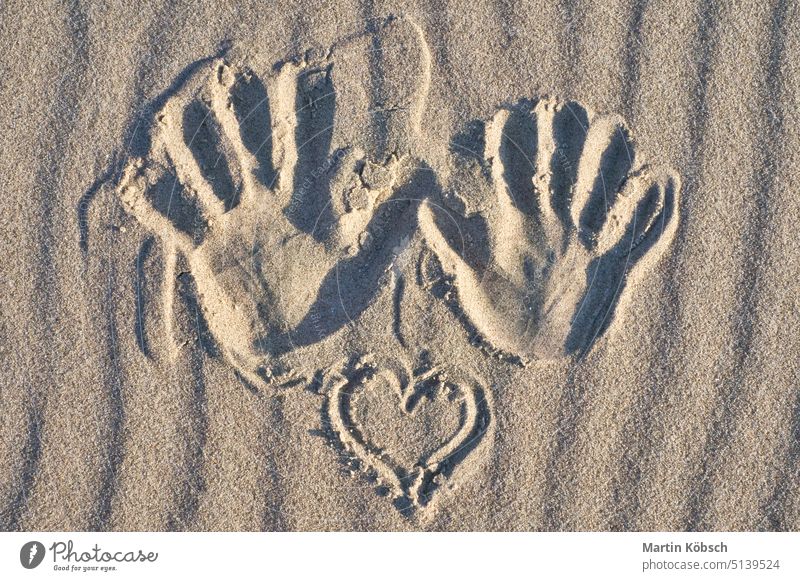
[117, 17, 432, 391]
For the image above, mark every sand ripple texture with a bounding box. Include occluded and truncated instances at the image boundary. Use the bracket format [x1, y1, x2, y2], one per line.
[0, 1, 797, 531]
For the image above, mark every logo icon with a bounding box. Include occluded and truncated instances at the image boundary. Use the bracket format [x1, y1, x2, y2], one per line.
[20, 541, 45, 569]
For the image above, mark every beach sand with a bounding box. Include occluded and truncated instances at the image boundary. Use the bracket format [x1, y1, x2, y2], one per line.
[0, 0, 798, 531]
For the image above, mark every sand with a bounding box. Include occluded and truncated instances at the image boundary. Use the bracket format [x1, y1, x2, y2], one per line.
[0, 0, 798, 531]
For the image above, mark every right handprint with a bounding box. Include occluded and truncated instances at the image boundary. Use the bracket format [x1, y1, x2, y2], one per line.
[418, 98, 680, 362]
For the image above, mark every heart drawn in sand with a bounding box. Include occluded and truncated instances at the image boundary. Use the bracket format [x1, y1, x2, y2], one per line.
[325, 363, 492, 512]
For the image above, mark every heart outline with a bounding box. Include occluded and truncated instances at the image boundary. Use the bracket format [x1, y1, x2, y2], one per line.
[325, 361, 493, 513]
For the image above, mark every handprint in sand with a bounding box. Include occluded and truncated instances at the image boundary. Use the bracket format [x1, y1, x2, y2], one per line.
[418, 98, 680, 362]
[117, 17, 433, 390]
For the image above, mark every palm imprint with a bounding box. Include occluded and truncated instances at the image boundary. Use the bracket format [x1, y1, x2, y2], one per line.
[118, 17, 432, 390]
[419, 98, 680, 362]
